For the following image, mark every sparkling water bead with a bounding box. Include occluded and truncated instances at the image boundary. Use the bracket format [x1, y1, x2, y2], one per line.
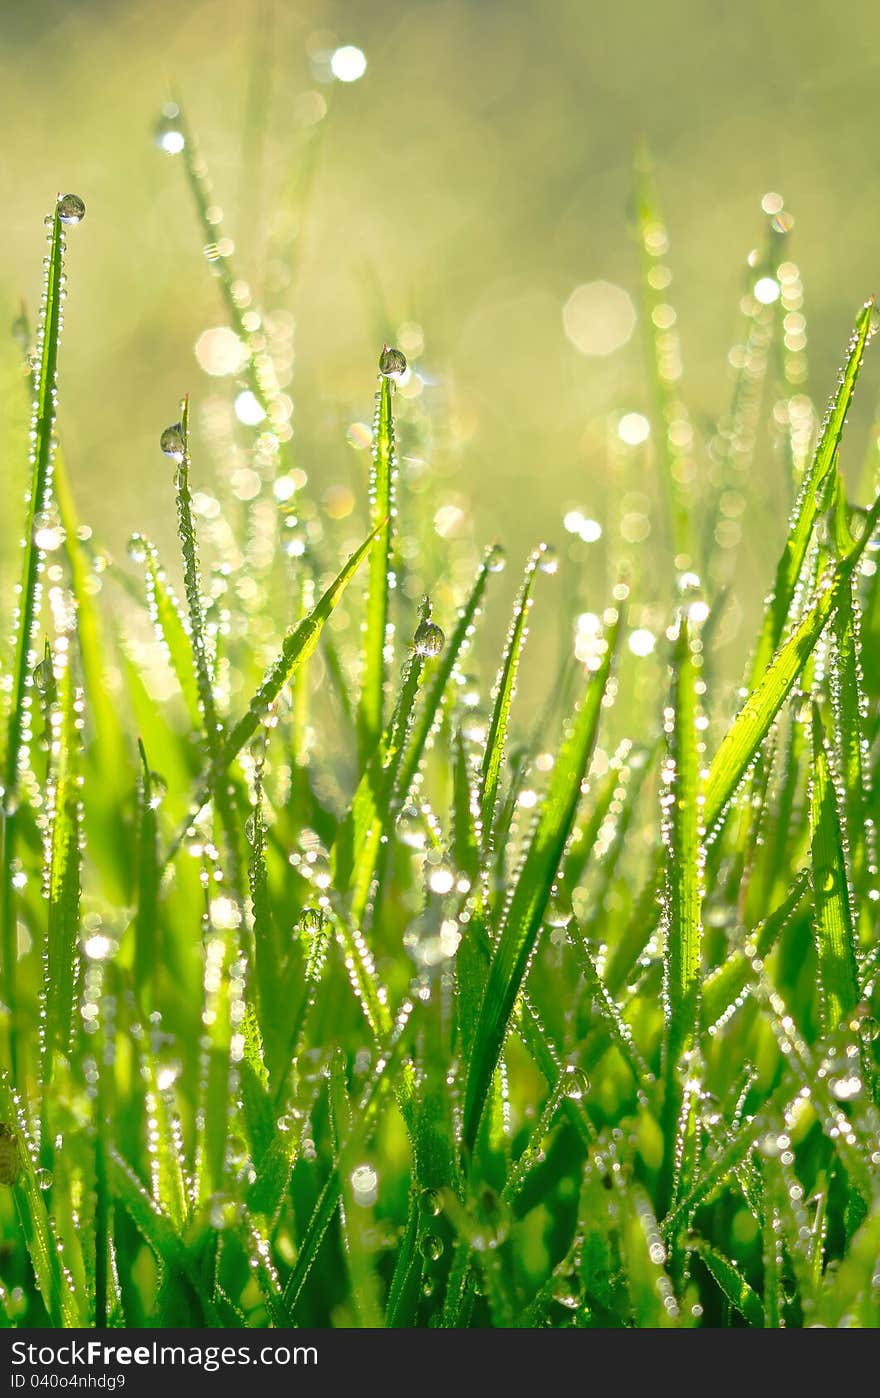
[154, 107, 186, 155]
[379, 344, 407, 378]
[414, 619, 445, 658]
[57, 193, 86, 225]
[160, 422, 186, 462]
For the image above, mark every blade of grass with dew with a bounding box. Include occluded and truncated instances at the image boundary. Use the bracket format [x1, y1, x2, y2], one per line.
[704, 490, 880, 836]
[134, 741, 160, 1010]
[329, 1053, 385, 1328]
[282, 1001, 415, 1322]
[131, 535, 203, 731]
[659, 615, 702, 1215]
[2, 200, 76, 1081]
[567, 918, 652, 1094]
[332, 646, 425, 920]
[462, 604, 620, 1152]
[701, 867, 811, 1031]
[0, 1072, 83, 1326]
[750, 300, 875, 680]
[830, 575, 871, 922]
[692, 1238, 764, 1327]
[809, 703, 860, 1033]
[479, 546, 544, 836]
[173, 398, 221, 753]
[41, 647, 83, 1083]
[216, 523, 380, 772]
[358, 351, 398, 764]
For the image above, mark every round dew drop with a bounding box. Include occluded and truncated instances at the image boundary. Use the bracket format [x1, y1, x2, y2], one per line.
[57, 193, 86, 225]
[154, 110, 186, 155]
[414, 619, 445, 658]
[487, 543, 507, 573]
[379, 344, 407, 378]
[160, 423, 186, 462]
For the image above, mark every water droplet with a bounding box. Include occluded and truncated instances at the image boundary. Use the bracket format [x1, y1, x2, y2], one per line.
[32, 652, 54, 696]
[127, 533, 148, 564]
[419, 1233, 444, 1262]
[539, 546, 559, 575]
[160, 422, 185, 462]
[35, 1167, 53, 1191]
[57, 194, 85, 225]
[300, 908, 323, 934]
[414, 620, 445, 658]
[148, 773, 167, 810]
[419, 1187, 442, 1217]
[562, 1065, 590, 1100]
[154, 106, 186, 155]
[245, 814, 258, 846]
[487, 543, 507, 573]
[379, 344, 407, 378]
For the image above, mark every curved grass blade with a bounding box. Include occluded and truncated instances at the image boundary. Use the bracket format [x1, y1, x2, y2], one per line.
[692, 1238, 763, 1326]
[701, 867, 810, 1030]
[830, 577, 871, 909]
[0, 1073, 82, 1326]
[217, 523, 380, 771]
[462, 605, 620, 1151]
[479, 546, 544, 836]
[358, 355, 397, 763]
[750, 300, 875, 680]
[809, 704, 859, 1033]
[704, 491, 880, 835]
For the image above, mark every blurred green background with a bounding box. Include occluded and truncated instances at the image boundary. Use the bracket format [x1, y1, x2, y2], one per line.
[2, 0, 880, 665]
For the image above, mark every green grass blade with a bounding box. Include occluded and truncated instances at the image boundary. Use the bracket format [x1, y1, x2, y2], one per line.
[462, 604, 620, 1151]
[704, 493, 880, 834]
[132, 535, 203, 730]
[42, 651, 83, 1081]
[479, 546, 543, 835]
[662, 616, 703, 1080]
[701, 867, 810, 1030]
[217, 523, 380, 771]
[0, 1073, 83, 1326]
[173, 398, 220, 752]
[134, 741, 160, 1009]
[692, 1238, 763, 1326]
[751, 301, 875, 679]
[809, 703, 859, 1033]
[358, 353, 398, 762]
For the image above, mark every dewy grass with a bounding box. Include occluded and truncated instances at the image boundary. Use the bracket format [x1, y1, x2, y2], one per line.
[4, 154, 880, 1332]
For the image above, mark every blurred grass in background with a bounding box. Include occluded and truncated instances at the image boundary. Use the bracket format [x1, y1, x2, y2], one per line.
[2, 0, 880, 684]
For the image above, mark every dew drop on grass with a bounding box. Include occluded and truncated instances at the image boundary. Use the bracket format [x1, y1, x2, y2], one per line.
[57, 193, 85, 225]
[539, 546, 559, 575]
[35, 1167, 53, 1190]
[414, 619, 445, 658]
[419, 1233, 444, 1262]
[419, 1187, 442, 1217]
[154, 105, 186, 155]
[127, 534, 148, 564]
[32, 652, 54, 696]
[487, 543, 507, 573]
[379, 344, 407, 378]
[562, 1065, 590, 1100]
[148, 773, 167, 810]
[160, 422, 185, 462]
[300, 908, 324, 934]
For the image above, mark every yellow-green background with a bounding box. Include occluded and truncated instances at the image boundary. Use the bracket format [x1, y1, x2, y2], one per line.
[2, 0, 879, 626]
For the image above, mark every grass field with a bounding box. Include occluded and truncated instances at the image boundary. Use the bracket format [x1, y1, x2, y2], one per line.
[2, 77, 880, 1329]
